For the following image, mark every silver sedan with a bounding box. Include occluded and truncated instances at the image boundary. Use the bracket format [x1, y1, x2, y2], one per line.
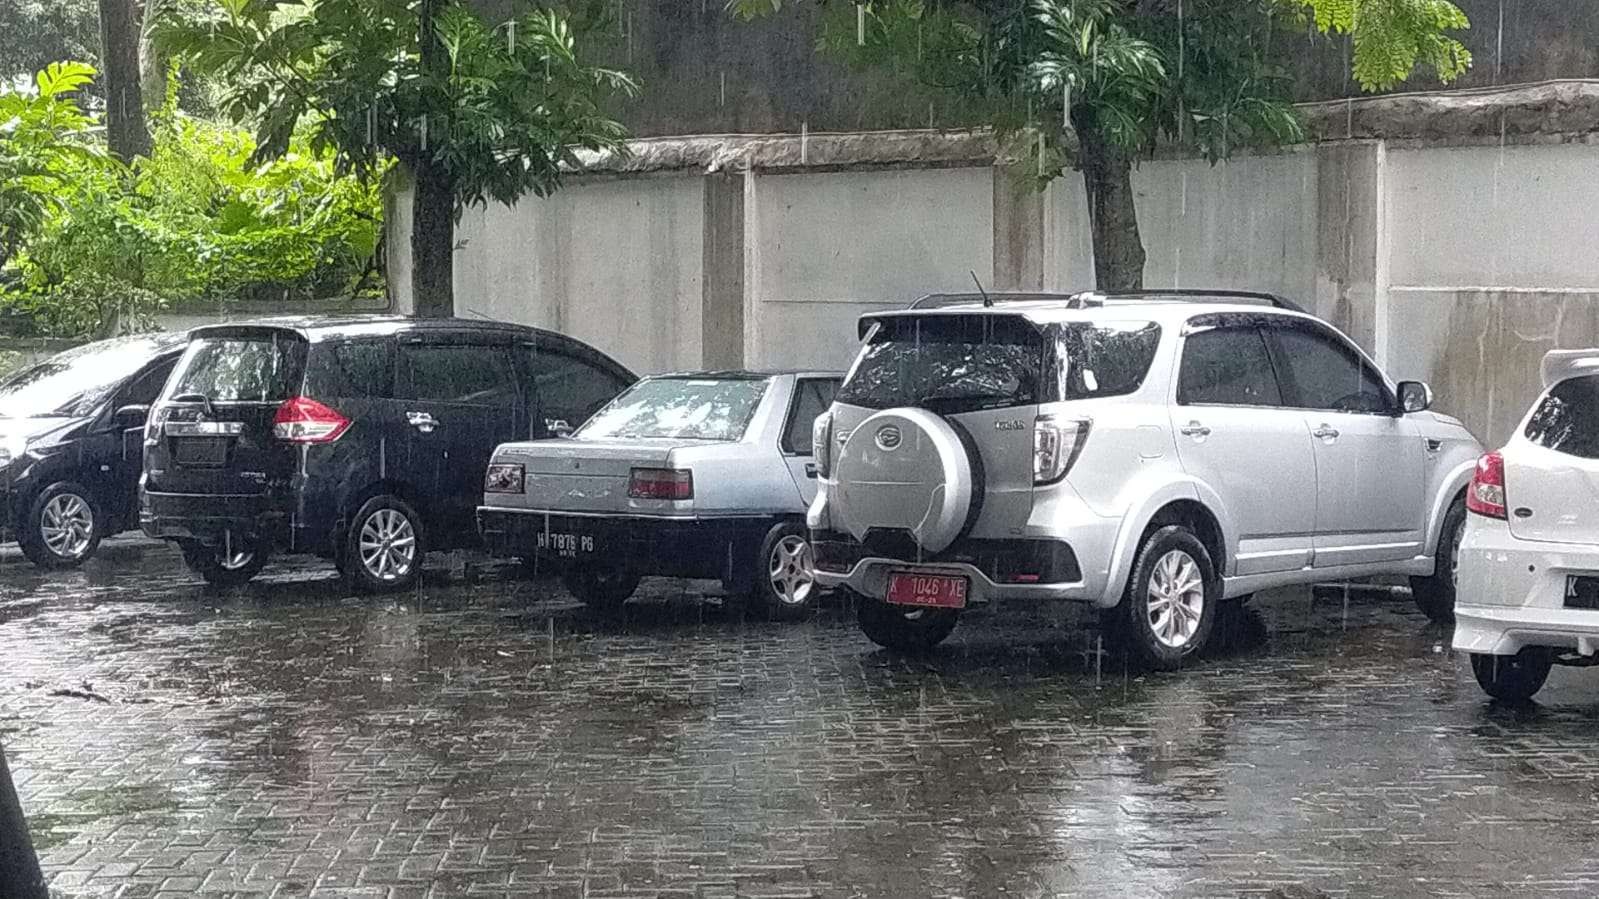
[477, 370, 842, 618]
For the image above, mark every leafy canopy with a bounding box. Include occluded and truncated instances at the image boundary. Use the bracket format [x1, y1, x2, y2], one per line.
[729, 0, 1470, 174]
[1, 65, 384, 338]
[154, 0, 639, 209]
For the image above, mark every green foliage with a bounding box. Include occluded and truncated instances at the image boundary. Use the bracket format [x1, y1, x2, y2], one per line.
[0, 65, 384, 338]
[154, 0, 639, 212]
[1291, 0, 1472, 90]
[0, 63, 111, 271]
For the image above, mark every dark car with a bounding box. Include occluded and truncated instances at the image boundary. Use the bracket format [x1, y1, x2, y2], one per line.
[0, 332, 189, 568]
[140, 316, 635, 592]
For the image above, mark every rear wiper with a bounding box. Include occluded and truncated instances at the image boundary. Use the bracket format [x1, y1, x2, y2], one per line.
[916, 391, 1017, 410]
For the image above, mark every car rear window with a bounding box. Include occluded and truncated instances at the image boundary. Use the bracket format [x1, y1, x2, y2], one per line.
[578, 377, 768, 442]
[838, 314, 1158, 413]
[1525, 374, 1599, 459]
[166, 333, 306, 403]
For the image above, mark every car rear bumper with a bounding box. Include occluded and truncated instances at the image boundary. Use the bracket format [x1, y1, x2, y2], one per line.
[477, 507, 772, 579]
[141, 489, 318, 551]
[1454, 515, 1599, 656]
[811, 531, 1091, 605]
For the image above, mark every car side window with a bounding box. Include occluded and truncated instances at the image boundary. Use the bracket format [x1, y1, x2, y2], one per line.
[306, 341, 393, 399]
[398, 344, 518, 407]
[1266, 323, 1393, 414]
[1177, 326, 1283, 407]
[117, 358, 178, 408]
[523, 347, 629, 431]
[782, 379, 839, 454]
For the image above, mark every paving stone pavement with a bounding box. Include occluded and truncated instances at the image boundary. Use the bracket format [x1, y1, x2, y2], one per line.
[3, 537, 1599, 898]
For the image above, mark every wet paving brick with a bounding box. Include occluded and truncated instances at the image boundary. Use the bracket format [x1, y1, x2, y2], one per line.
[3, 538, 1599, 898]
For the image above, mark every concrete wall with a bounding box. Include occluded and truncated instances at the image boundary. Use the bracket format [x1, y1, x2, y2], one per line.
[390, 133, 1599, 446]
[746, 167, 995, 371]
[428, 175, 706, 375]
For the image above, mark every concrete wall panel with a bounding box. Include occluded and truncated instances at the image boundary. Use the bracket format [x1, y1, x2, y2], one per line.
[1387, 144, 1599, 290]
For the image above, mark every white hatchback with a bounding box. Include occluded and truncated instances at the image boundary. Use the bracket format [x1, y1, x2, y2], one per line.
[1455, 349, 1599, 702]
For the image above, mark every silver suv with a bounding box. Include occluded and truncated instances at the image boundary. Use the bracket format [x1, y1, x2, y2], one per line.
[808, 290, 1484, 668]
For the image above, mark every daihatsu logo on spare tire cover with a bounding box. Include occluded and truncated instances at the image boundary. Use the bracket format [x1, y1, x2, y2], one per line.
[875, 425, 903, 451]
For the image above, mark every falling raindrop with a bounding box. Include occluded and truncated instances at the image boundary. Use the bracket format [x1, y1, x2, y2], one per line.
[508, 20, 515, 54]
[720, 71, 726, 107]
[419, 113, 428, 151]
[857, 3, 866, 46]
[801, 120, 808, 165]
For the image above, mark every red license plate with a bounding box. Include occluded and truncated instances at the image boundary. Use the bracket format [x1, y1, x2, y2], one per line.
[885, 572, 969, 609]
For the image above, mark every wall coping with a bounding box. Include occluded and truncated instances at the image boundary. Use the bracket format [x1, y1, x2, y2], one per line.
[571, 80, 1599, 176]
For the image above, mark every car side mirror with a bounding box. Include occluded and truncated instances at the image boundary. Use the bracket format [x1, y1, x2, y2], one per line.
[546, 418, 574, 438]
[113, 404, 151, 428]
[1397, 381, 1432, 414]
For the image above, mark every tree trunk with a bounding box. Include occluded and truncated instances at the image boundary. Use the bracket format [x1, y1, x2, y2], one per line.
[410, 160, 456, 318]
[98, 0, 151, 161]
[1077, 128, 1145, 291]
[0, 744, 48, 899]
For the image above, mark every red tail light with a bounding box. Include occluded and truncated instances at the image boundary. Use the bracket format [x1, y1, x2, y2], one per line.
[628, 468, 693, 500]
[273, 396, 350, 444]
[1466, 451, 1507, 519]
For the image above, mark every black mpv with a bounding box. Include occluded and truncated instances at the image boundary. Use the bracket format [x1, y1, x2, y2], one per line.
[1, 332, 188, 568]
[140, 316, 634, 591]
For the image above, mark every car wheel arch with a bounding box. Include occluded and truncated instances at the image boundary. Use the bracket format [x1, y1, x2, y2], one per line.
[1105, 486, 1231, 605]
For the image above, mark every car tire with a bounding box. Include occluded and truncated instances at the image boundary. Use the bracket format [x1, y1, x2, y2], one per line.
[1410, 498, 1466, 624]
[179, 533, 270, 587]
[857, 596, 959, 652]
[18, 482, 102, 570]
[342, 496, 426, 594]
[562, 564, 640, 614]
[1470, 649, 1554, 703]
[1108, 525, 1219, 671]
[746, 521, 820, 620]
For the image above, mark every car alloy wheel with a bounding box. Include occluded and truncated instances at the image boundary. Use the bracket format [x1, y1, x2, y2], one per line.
[1147, 549, 1206, 649]
[358, 508, 418, 582]
[40, 492, 94, 560]
[768, 534, 816, 607]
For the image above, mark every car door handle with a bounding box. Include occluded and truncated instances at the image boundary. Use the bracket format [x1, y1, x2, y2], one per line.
[1179, 421, 1211, 438]
[406, 411, 439, 433]
[1312, 424, 1340, 440]
[804, 462, 818, 478]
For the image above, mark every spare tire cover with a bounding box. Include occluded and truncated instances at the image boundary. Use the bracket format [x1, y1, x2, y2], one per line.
[832, 407, 975, 555]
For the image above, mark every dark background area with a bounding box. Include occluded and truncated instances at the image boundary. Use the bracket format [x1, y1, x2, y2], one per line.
[467, 1, 1599, 137]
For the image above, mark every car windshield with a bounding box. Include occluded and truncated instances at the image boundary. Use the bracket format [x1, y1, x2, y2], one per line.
[165, 333, 306, 403]
[0, 335, 171, 419]
[578, 377, 769, 441]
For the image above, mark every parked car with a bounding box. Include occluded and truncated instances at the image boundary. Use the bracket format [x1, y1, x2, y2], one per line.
[0, 332, 188, 568]
[478, 371, 842, 617]
[140, 316, 634, 592]
[1454, 349, 1599, 702]
[808, 290, 1483, 668]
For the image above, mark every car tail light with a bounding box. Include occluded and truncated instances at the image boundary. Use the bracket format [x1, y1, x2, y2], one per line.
[812, 412, 833, 478]
[1467, 451, 1507, 519]
[145, 404, 171, 444]
[1034, 416, 1091, 485]
[484, 463, 525, 494]
[629, 467, 693, 500]
[272, 396, 350, 444]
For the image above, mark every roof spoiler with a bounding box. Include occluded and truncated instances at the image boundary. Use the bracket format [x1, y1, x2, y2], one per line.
[1541, 348, 1599, 388]
[856, 308, 1037, 341]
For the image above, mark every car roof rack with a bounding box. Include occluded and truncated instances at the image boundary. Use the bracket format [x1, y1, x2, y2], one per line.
[909, 289, 1304, 313]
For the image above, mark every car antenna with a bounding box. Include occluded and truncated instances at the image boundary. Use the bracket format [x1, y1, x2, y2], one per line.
[970, 270, 992, 307]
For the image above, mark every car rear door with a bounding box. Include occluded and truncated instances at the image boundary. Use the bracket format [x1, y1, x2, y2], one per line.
[780, 377, 840, 505]
[1262, 318, 1426, 567]
[1507, 373, 1599, 544]
[1171, 317, 1317, 576]
[145, 327, 307, 500]
[395, 334, 523, 546]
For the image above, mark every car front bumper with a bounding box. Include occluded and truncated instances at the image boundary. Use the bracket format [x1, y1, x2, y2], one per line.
[1454, 515, 1599, 656]
[477, 507, 773, 580]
